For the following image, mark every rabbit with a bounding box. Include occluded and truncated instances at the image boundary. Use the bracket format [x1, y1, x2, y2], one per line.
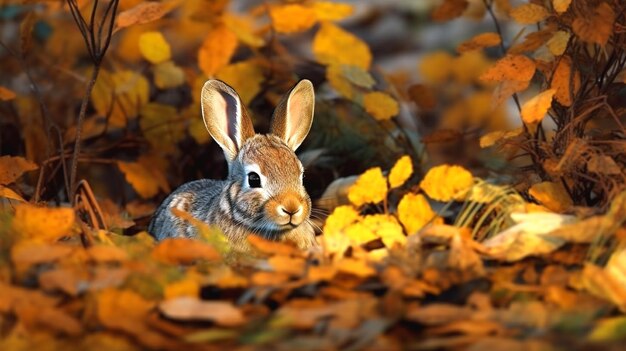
[148, 79, 317, 252]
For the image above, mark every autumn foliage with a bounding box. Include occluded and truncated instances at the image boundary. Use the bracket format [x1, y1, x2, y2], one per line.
[1, 0, 626, 349]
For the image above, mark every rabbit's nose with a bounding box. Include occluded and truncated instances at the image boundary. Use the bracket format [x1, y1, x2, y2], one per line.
[279, 205, 302, 216]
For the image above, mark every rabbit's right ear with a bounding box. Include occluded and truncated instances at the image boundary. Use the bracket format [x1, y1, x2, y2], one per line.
[201, 80, 255, 161]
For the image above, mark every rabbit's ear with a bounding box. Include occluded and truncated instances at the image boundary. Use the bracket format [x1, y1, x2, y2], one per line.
[270, 79, 315, 151]
[201, 80, 255, 161]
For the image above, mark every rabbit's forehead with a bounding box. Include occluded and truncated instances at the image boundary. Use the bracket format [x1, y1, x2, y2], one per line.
[239, 135, 303, 176]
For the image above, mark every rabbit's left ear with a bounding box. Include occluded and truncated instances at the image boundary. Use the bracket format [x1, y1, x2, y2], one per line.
[270, 79, 315, 151]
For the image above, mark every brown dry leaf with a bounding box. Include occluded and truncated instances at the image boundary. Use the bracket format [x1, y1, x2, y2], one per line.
[431, 0, 469, 22]
[363, 92, 399, 121]
[508, 27, 555, 54]
[457, 32, 501, 53]
[11, 204, 75, 241]
[198, 23, 238, 77]
[553, 0, 571, 14]
[159, 297, 245, 326]
[408, 84, 437, 110]
[269, 4, 317, 34]
[510, 3, 549, 24]
[588, 155, 621, 175]
[529, 181, 573, 213]
[152, 238, 220, 264]
[115, 1, 178, 31]
[572, 3, 615, 46]
[480, 54, 536, 83]
[550, 56, 580, 106]
[521, 89, 556, 124]
[0, 156, 38, 185]
[313, 22, 372, 69]
[20, 11, 36, 56]
[0, 86, 17, 101]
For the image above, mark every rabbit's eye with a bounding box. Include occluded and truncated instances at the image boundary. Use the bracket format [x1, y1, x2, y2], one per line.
[247, 172, 261, 188]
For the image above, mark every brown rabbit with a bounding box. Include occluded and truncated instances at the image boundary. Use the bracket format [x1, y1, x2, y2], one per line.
[148, 79, 317, 251]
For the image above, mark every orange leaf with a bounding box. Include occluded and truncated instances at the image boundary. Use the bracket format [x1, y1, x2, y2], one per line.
[0, 86, 16, 101]
[550, 56, 580, 107]
[457, 32, 501, 53]
[269, 4, 317, 34]
[312, 1, 354, 21]
[159, 297, 245, 326]
[11, 204, 75, 242]
[552, 0, 571, 14]
[521, 89, 556, 124]
[215, 60, 264, 105]
[198, 23, 238, 77]
[431, 0, 469, 22]
[152, 238, 220, 264]
[529, 181, 573, 213]
[510, 3, 549, 25]
[115, 1, 178, 31]
[480, 54, 536, 82]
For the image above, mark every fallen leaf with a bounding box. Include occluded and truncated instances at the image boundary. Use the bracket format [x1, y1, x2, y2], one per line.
[268, 255, 306, 276]
[405, 303, 473, 325]
[528, 181, 573, 213]
[11, 204, 75, 241]
[0, 86, 17, 101]
[159, 297, 245, 326]
[152, 238, 220, 264]
[348, 167, 388, 207]
[0, 156, 38, 185]
[420, 164, 474, 201]
[0, 185, 25, 202]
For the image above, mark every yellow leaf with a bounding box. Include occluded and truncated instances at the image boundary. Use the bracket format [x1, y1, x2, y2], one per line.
[323, 205, 361, 234]
[419, 51, 454, 84]
[198, 23, 238, 77]
[313, 22, 371, 69]
[364, 214, 406, 247]
[528, 181, 573, 213]
[452, 51, 492, 84]
[312, 1, 354, 21]
[510, 3, 549, 25]
[269, 4, 317, 34]
[431, 0, 469, 22]
[0, 86, 17, 101]
[138, 31, 171, 64]
[188, 115, 211, 144]
[0, 156, 38, 185]
[480, 54, 536, 82]
[420, 164, 474, 202]
[223, 14, 264, 48]
[389, 155, 413, 189]
[0, 185, 25, 202]
[572, 3, 614, 46]
[521, 89, 556, 124]
[363, 92, 399, 121]
[12, 204, 75, 241]
[479, 128, 523, 148]
[336, 258, 375, 277]
[550, 56, 580, 107]
[546, 30, 570, 56]
[91, 69, 150, 128]
[348, 167, 388, 207]
[457, 32, 501, 53]
[326, 64, 357, 99]
[344, 222, 378, 245]
[552, 0, 571, 14]
[165, 279, 200, 299]
[398, 193, 441, 235]
[216, 60, 264, 105]
[152, 61, 185, 89]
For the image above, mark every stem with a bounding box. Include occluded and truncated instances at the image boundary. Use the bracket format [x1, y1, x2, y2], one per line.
[69, 64, 101, 200]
